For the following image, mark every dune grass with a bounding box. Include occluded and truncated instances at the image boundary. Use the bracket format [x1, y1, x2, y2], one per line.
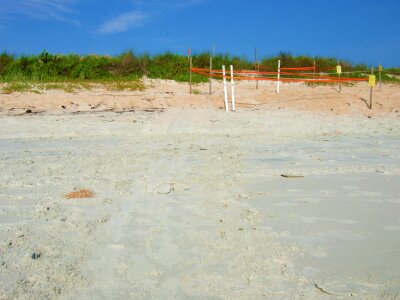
[1, 82, 33, 94]
[0, 50, 398, 94]
[0, 79, 145, 94]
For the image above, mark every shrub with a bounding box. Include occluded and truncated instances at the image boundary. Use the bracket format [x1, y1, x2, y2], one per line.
[72, 55, 110, 79]
[0, 52, 13, 75]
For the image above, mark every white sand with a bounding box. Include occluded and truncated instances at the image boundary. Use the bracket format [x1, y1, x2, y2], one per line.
[0, 106, 399, 299]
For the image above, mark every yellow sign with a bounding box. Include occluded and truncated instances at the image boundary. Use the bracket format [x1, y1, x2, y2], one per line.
[336, 65, 342, 74]
[378, 65, 383, 72]
[369, 75, 376, 87]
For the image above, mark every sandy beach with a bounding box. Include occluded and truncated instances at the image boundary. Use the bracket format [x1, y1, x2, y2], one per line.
[1, 80, 400, 299]
[1, 79, 400, 116]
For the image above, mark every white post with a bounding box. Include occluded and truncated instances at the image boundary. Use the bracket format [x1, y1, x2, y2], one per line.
[276, 59, 281, 94]
[230, 65, 235, 111]
[222, 65, 229, 112]
[189, 57, 192, 94]
[209, 56, 212, 95]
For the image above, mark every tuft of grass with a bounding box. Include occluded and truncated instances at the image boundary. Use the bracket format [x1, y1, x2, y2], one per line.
[192, 88, 201, 95]
[39, 82, 81, 93]
[103, 80, 145, 92]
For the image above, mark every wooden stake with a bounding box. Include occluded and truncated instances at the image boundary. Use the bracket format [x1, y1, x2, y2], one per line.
[338, 60, 341, 93]
[379, 64, 382, 91]
[370, 67, 374, 109]
[313, 60, 316, 79]
[255, 47, 258, 89]
[189, 56, 192, 94]
[209, 56, 212, 95]
[254, 47, 257, 69]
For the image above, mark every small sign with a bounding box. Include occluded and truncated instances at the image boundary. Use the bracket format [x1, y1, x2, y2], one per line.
[369, 75, 376, 87]
[336, 65, 342, 74]
[378, 65, 383, 72]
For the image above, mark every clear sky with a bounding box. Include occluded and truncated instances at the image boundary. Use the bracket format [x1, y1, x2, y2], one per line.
[0, 0, 399, 66]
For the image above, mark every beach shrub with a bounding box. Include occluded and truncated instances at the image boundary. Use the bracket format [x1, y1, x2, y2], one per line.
[147, 52, 187, 81]
[71, 55, 110, 79]
[0, 52, 13, 75]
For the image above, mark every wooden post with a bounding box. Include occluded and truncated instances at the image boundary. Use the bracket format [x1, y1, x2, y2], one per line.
[254, 47, 257, 68]
[313, 60, 316, 79]
[370, 67, 374, 109]
[255, 47, 258, 89]
[189, 56, 192, 94]
[209, 56, 212, 95]
[338, 60, 341, 93]
[379, 64, 382, 91]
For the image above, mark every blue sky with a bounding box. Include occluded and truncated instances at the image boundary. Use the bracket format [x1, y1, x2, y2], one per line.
[0, 0, 399, 66]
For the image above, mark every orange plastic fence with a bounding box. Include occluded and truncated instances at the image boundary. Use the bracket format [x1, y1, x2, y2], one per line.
[259, 66, 336, 72]
[280, 66, 315, 71]
[191, 67, 368, 83]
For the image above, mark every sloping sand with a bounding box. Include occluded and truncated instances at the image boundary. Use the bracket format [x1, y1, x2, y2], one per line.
[1, 79, 399, 116]
[0, 81, 400, 299]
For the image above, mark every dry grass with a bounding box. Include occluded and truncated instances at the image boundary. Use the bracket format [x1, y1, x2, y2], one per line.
[102, 81, 146, 92]
[1, 82, 32, 94]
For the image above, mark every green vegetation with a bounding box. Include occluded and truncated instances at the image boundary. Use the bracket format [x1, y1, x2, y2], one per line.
[0, 50, 398, 94]
[192, 88, 201, 95]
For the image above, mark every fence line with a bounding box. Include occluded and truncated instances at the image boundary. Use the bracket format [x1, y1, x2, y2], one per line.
[191, 67, 368, 83]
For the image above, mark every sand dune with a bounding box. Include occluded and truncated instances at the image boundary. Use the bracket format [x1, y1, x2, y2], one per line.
[1, 79, 399, 116]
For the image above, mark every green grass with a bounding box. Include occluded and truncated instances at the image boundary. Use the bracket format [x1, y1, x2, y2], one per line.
[192, 88, 201, 95]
